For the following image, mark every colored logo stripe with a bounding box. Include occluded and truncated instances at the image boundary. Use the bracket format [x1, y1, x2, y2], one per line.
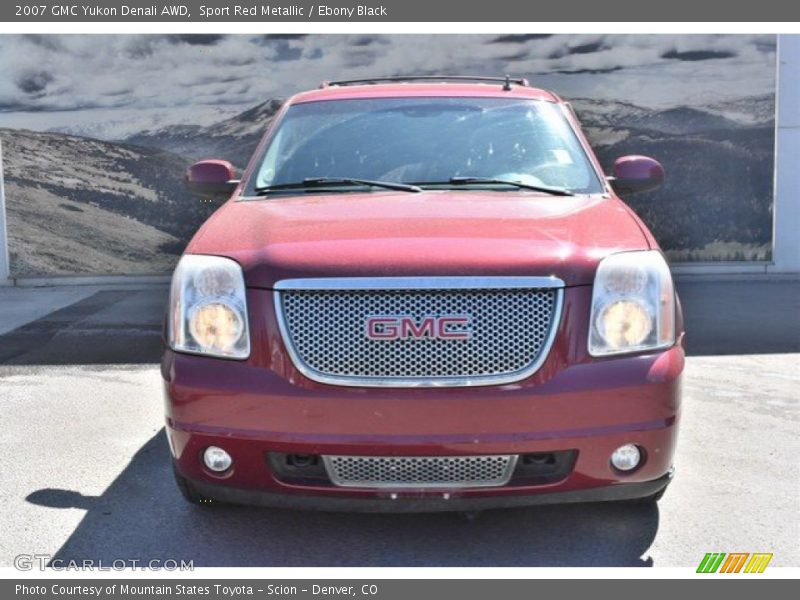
[744, 553, 773, 573]
[720, 553, 749, 573]
[697, 553, 726, 573]
[697, 552, 773, 573]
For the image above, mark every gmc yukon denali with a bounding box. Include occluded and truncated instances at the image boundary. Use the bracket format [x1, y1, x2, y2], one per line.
[163, 76, 684, 512]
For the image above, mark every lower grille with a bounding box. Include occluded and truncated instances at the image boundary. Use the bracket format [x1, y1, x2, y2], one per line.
[322, 455, 518, 489]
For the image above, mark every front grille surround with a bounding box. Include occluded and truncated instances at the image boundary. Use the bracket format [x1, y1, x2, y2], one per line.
[274, 277, 564, 388]
[323, 454, 519, 489]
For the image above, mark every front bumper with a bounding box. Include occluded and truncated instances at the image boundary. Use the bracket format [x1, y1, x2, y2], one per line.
[164, 357, 682, 511]
[163, 285, 683, 511]
[186, 471, 673, 512]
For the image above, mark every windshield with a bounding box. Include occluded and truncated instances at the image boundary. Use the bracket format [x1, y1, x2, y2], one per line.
[247, 97, 604, 195]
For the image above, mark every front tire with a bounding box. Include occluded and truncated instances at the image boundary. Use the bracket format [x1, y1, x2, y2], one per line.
[631, 483, 668, 505]
[172, 466, 216, 505]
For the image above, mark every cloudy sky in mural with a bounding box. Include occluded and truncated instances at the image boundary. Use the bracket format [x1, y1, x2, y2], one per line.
[0, 33, 776, 137]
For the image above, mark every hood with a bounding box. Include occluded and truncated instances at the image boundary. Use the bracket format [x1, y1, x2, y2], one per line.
[187, 191, 651, 288]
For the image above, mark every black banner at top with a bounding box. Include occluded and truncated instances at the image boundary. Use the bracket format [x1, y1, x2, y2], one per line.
[2, 0, 800, 22]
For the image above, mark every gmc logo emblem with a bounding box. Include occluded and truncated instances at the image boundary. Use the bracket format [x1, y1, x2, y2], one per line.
[366, 315, 472, 340]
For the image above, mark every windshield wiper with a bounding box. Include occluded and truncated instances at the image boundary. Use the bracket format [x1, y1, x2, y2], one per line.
[254, 177, 422, 195]
[439, 176, 574, 196]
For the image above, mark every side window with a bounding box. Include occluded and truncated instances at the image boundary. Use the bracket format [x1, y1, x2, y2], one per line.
[256, 128, 288, 188]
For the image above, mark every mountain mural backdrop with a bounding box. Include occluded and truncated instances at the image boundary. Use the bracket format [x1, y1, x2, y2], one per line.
[0, 34, 776, 275]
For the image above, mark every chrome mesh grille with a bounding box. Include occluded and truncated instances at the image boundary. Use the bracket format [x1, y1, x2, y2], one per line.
[275, 281, 560, 386]
[323, 455, 517, 488]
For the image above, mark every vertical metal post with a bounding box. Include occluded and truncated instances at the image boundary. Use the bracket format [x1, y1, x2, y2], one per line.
[0, 137, 11, 284]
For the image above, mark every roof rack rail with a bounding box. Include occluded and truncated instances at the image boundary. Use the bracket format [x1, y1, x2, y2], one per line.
[321, 75, 530, 91]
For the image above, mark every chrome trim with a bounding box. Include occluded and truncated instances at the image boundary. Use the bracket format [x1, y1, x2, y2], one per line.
[274, 276, 564, 291]
[273, 276, 565, 388]
[322, 455, 519, 489]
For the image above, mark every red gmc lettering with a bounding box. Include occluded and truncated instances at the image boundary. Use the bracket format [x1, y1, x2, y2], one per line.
[437, 317, 471, 339]
[366, 317, 399, 339]
[366, 316, 471, 340]
[400, 317, 436, 339]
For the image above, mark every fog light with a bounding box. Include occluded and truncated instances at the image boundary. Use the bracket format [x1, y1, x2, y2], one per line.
[203, 446, 232, 472]
[611, 444, 641, 471]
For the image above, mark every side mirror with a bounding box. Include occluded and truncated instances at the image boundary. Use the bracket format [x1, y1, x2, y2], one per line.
[609, 155, 664, 195]
[185, 160, 239, 197]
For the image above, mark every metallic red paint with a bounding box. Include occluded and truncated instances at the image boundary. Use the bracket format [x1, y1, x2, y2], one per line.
[611, 156, 666, 195]
[165, 82, 683, 510]
[614, 155, 665, 181]
[186, 159, 236, 183]
[165, 286, 684, 508]
[187, 192, 651, 288]
[185, 159, 238, 197]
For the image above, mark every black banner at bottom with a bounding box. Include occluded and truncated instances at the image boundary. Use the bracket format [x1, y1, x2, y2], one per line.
[4, 579, 792, 600]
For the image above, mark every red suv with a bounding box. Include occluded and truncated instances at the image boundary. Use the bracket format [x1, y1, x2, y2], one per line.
[164, 76, 683, 512]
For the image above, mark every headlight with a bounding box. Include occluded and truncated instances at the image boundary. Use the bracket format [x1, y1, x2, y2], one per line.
[168, 255, 250, 359]
[589, 250, 675, 357]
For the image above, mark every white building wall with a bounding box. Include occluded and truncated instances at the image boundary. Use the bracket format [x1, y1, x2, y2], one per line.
[772, 34, 800, 274]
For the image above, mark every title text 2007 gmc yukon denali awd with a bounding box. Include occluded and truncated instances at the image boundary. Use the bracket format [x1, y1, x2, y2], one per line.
[163, 76, 684, 512]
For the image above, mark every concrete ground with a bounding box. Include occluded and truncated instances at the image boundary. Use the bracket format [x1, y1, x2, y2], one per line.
[0, 279, 797, 567]
[0, 285, 106, 336]
[0, 284, 165, 364]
